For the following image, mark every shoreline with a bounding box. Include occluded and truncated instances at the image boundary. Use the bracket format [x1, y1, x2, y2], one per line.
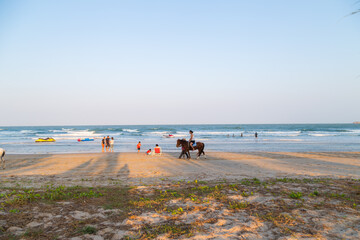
[4, 150, 360, 155]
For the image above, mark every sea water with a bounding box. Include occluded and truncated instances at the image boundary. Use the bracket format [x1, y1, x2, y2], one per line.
[0, 124, 359, 154]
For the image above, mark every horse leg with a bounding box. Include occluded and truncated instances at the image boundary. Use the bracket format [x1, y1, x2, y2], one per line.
[187, 150, 191, 159]
[179, 152, 183, 159]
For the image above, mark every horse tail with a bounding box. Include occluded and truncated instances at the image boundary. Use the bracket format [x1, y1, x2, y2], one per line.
[1, 150, 4, 157]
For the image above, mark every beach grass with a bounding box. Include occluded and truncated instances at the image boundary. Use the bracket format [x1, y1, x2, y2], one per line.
[0, 178, 359, 239]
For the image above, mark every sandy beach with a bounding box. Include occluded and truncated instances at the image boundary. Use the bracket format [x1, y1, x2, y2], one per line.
[1, 152, 359, 185]
[1, 152, 359, 239]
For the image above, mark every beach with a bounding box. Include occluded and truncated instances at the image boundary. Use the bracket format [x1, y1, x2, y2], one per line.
[1, 152, 360, 183]
[0, 152, 359, 239]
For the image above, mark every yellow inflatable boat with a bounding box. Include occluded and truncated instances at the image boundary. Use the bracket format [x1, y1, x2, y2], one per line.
[35, 138, 56, 143]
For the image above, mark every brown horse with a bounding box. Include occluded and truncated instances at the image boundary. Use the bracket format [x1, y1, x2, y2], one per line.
[176, 139, 206, 159]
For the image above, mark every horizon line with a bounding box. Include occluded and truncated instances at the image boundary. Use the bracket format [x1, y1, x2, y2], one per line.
[0, 122, 356, 127]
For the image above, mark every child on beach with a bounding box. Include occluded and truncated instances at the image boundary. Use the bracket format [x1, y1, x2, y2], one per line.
[146, 149, 151, 155]
[137, 141, 141, 153]
[110, 137, 114, 152]
[101, 137, 105, 152]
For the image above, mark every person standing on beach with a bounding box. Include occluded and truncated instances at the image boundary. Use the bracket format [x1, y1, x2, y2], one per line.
[110, 137, 114, 152]
[106, 136, 110, 152]
[137, 141, 141, 153]
[255, 132, 258, 138]
[101, 137, 106, 152]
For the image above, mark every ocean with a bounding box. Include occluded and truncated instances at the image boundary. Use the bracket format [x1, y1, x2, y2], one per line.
[0, 124, 359, 154]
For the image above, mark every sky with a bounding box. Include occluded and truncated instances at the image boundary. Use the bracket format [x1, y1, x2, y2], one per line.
[0, 0, 359, 126]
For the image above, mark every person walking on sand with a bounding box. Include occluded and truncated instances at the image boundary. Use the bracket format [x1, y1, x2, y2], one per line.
[106, 136, 110, 152]
[101, 137, 106, 152]
[110, 137, 114, 152]
[137, 141, 141, 153]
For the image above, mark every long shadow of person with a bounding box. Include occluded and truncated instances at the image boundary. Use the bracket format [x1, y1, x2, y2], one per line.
[117, 163, 130, 180]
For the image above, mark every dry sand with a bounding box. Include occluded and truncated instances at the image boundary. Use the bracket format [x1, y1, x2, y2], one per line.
[1, 152, 359, 186]
[0, 152, 359, 240]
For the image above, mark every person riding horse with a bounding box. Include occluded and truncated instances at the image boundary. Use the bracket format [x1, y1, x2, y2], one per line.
[189, 130, 195, 150]
[176, 138, 206, 160]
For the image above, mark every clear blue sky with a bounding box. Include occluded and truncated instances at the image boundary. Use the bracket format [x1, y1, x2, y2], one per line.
[0, 0, 359, 126]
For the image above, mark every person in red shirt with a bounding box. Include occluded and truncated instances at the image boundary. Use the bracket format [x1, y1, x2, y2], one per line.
[137, 141, 141, 153]
[146, 149, 151, 155]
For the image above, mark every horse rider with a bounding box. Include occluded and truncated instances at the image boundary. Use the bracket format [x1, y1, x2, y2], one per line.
[189, 130, 195, 150]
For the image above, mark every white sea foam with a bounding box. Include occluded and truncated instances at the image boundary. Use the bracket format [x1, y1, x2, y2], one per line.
[122, 129, 139, 133]
[147, 131, 169, 135]
[176, 131, 240, 136]
[277, 139, 303, 142]
[308, 133, 336, 137]
[46, 130, 102, 138]
[49, 130, 66, 133]
[261, 131, 301, 136]
[20, 130, 36, 134]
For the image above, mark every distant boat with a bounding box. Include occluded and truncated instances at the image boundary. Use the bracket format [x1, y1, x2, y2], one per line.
[78, 138, 95, 142]
[35, 138, 55, 143]
[353, 121, 360, 124]
[163, 134, 175, 138]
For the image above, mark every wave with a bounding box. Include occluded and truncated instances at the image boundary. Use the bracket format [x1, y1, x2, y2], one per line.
[122, 129, 139, 133]
[259, 131, 301, 137]
[20, 130, 37, 134]
[39, 129, 102, 138]
[308, 133, 337, 137]
[176, 131, 240, 136]
[301, 128, 350, 133]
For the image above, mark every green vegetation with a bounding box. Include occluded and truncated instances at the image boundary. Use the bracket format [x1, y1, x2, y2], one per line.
[1, 185, 103, 208]
[289, 192, 303, 199]
[0, 178, 359, 239]
[140, 223, 195, 239]
[80, 226, 97, 234]
[309, 190, 320, 197]
[228, 201, 249, 209]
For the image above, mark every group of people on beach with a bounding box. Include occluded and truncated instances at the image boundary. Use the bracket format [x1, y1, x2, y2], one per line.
[101, 130, 258, 154]
[100, 130, 197, 154]
[101, 136, 114, 152]
[226, 132, 258, 138]
[138, 141, 163, 155]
